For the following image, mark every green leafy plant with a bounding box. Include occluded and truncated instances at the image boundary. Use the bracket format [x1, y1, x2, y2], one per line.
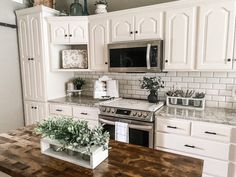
[73, 77, 85, 90]
[140, 77, 164, 93]
[95, 0, 108, 5]
[35, 117, 110, 154]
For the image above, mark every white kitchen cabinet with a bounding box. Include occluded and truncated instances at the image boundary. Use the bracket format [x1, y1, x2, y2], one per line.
[228, 163, 236, 177]
[197, 1, 236, 70]
[89, 18, 109, 71]
[24, 101, 47, 125]
[110, 11, 163, 42]
[48, 17, 88, 44]
[164, 7, 197, 70]
[18, 13, 46, 102]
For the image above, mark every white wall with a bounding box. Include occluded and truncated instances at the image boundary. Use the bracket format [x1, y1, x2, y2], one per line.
[55, 0, 177, 14]
[0, 0, 26, 133]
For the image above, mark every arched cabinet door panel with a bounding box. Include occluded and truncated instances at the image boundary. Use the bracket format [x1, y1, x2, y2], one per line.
[69, 21, 88, 44]
[164, 7, 197, 70]
[50, 22, 69, 44]
[197, 2, 236, 70]
[89, 19, 109, 71]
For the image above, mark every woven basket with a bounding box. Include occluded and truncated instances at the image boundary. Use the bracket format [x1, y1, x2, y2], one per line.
[34, 0, 54, 8]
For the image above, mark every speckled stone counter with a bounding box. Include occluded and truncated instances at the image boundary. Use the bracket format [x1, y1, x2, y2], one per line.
[155, 106, 236, 126]
[48, 96, 103, 107]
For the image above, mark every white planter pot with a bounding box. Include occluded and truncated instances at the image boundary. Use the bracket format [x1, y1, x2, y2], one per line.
[95, 4, 107, 14]
[41, 138, 108, 169]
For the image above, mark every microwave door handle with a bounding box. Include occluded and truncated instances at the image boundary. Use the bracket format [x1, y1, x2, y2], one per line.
[146, 44, 151, 70]
[99, 118, 115, 125]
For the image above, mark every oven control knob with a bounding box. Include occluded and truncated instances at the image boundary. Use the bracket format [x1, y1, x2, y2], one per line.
[132, 112, 137, 116]
[138, 112, 142, 117]
[111, 108, 115, 113]
[107, 108, 111, 113]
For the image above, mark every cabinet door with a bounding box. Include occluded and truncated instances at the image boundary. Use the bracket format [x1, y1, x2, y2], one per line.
[111, 15, 135, 42]
[164, 7, 197, 70]
[197, 2, 236, 70]
[135, 11, 163, 40]
[69, 21, 88, 44]
[89, 19, 109, 71]
[50, 21, 69, 44]
[24, 101, 47, 125]
[28, 14, 47, 102]
[18, 15, 34, 100]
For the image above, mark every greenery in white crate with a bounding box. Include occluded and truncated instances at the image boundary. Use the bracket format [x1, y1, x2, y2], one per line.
[35, 117, 110, 154]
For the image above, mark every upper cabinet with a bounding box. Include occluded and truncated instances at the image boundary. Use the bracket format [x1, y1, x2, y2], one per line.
[89, 18, 109, 71]
[48, 17, 88, 44]
[164, 7, 197, 70]
[197, 1, 236, 70]
[110, 10, 163, 42]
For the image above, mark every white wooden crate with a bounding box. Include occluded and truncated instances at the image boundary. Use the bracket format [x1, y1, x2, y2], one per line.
[41, 138, 108, 169]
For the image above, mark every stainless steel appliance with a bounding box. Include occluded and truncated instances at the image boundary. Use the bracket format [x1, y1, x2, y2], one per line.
[99, 98, 164, 148]
[108, 40, 163, 73]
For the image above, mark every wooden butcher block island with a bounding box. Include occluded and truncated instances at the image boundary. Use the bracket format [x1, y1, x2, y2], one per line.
[0, 126, 203, 177]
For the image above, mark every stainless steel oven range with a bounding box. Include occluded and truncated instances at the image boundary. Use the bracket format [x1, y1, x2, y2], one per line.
[99, 98, 164, 148]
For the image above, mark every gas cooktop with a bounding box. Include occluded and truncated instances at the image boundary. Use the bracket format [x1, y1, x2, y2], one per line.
[99, 98, 164, 122]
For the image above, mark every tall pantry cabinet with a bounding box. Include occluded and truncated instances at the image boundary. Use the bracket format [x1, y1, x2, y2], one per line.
[16, 6, 73, 125]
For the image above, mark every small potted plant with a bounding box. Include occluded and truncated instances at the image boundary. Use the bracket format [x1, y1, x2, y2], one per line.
[166, 88, 181, 105]
[95, 0, 108, 14]
[73, 77, 85, 91]
[140, 77, 164, 103]
[193, 92, 205, 107]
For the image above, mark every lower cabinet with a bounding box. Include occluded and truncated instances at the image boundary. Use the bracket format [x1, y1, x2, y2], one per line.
[24, 101, 47, 125]
[155, 118, 235, 177]
[48, 103, 99, 128]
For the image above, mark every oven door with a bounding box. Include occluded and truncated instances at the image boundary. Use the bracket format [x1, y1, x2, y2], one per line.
[99, 115, 154, 148]
[108, 40, 163, 73]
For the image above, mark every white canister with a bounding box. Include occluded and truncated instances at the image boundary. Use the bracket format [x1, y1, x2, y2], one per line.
[67, 82, 74, 91]
[95, 4, 107, 14]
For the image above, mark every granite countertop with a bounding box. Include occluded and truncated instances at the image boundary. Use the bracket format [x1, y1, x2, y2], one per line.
[0, 125, 203, 177]
[48, 95, 103, 107]
[156, 106, 236, 126]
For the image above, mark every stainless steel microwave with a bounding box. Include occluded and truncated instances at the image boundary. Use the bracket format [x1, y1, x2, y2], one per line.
[108, 40, 163, 73]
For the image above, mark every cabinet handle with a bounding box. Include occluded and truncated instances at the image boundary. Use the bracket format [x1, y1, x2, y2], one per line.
[135, 31, 138, 34]
[65, 34, 68, 37]
[167, 126, 177, 129]
[81, 113, 88, 115]
[31, 58, 34, 61]
[227, 58, 232, 62]
[28, 58, 30, 61]
[130, 31, 133, 34]
[31, 106, 34, 109]
[184, 144, 195, 149]
[56, 109, 63, 112]
[69, 34, 72, 37]
[165, 60, 168, 63]
[34, 107, 37, 109]
[204, 131, 216, 135]
[105, 62, 108, 65]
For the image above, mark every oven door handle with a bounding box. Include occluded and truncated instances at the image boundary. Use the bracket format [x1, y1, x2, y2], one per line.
[146, 44, 151, 70]
[129, 124, 153, 131]
[99, 118, 115, 125]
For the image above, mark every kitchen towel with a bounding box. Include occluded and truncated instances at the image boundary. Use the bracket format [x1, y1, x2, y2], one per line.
[115, 122, 129, 143]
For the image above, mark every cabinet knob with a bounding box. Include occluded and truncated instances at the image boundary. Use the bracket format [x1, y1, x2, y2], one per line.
[105, 62, 108, 65]
[69, 34, 72, 37]
[130, 31, 133, 34]
[135, 31, 138, 34]
[65, 34, 68, 37]
[165, 60, 168, 63]
[28, 58, 30, 61]
[227, 58, 232, 62]
[31, 106, 34, 109]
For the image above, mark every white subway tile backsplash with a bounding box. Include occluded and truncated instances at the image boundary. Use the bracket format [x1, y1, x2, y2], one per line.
[75, 71, 236, 109]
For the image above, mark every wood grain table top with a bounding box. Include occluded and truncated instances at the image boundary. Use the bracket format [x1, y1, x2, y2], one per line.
[0, 125, 203, 177]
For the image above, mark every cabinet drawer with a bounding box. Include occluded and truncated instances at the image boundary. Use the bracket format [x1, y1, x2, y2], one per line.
[203, 158, 228, 177]
[156, 118, 191, 135]
[156, 132, 230, 161]
[228, 163, 236, 177]
[191, 122, 232, 143]
[73, 106, 99, 120]
[49, 104, 72, 116]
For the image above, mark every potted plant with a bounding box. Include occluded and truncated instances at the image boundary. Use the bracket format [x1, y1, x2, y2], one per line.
[35, 117, 110, 169]
[73, 77, 86, 90]
[140, 77, 164, 103]
[95, 0, 108, 14]
[166, 88, 181, 105]
[193, 92, 205, 107]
